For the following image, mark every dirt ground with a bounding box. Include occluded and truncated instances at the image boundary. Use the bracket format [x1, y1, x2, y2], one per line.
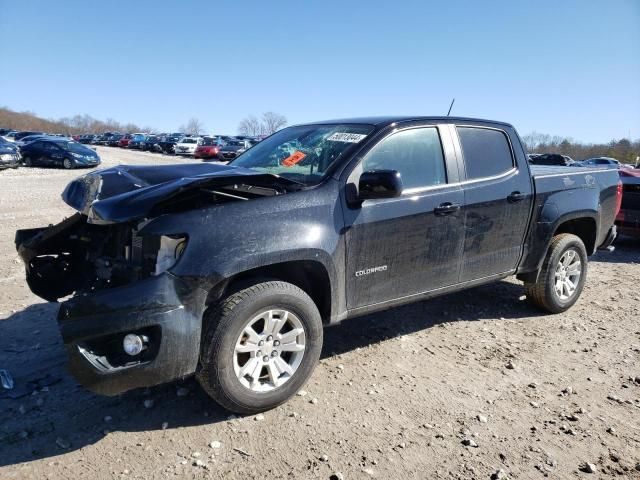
[0, 147, 639, 479]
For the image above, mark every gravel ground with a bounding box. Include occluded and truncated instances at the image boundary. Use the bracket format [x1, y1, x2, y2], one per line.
[0, 147, 639, 479]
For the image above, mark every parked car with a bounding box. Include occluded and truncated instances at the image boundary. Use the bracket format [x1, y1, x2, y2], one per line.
[174, 136, 201, 155]
[15, 116, 620, 414]
[14, 131, 45, 142]
[528, 153, 574, 166]
[117, 133, 133, 148]
[217, 139, 246, 161]
[128, 133, 148, 149]
[93, 133, 117, 146]
[194, 137, 224, 159]
[78, 134, 97, 144]
[1, 130, 18, 141]
[0, 137, 20, 169]
[141, 135, 162, 152]
[574, 157, 620, 168]
[615, 168, 640, 237]
[20, 138, 101, 169]
[107, 134, 124, 147]
[17, 134, 50, 145]
[157, 134, 183, 154]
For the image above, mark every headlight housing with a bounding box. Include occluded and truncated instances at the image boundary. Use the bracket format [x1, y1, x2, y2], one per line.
[154, 235, 187, 275]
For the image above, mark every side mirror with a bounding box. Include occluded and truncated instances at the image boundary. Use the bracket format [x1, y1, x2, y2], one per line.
[358, 170, 403, 200]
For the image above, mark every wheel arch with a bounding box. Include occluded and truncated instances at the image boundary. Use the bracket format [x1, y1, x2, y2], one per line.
[205, 259, 334, 326]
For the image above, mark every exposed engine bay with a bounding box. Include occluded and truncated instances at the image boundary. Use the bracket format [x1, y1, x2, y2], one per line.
[16, 163, 297, 302]
[15, 214, 182, 301]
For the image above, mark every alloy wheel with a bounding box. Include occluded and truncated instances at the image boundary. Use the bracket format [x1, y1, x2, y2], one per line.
[233, 309, 306, 393]
[554, 248, 582, 300]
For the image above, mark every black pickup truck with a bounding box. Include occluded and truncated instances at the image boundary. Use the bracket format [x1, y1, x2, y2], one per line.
[16, 117, 621, 413]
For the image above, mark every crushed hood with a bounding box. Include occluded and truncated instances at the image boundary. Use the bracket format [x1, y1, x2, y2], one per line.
[62, 162, 295, 224]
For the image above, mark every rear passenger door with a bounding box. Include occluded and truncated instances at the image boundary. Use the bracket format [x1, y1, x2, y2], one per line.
[454, 125, 533, 281]
[343, 124, 465, 309]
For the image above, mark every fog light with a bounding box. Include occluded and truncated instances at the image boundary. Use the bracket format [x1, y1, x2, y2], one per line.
[123, 334, 146, 356]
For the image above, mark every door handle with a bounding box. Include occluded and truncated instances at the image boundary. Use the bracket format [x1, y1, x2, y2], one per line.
[434, 202, 461, 216]
[508, 191, 526, 203]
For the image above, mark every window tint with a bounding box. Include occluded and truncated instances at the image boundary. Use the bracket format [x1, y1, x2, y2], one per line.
[457, 127, 513, 180]
[361, 127, 446, 190]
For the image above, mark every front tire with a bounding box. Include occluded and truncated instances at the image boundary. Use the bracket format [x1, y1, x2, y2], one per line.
[524, 233, 588, 313]
[197, 281, 323, 414]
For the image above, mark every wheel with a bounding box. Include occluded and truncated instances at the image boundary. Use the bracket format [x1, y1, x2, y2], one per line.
[62, 158, 74, 169]
[23, 156, 32, 167]
[197, 281, 323, 414]
[524, 233, 587, 313]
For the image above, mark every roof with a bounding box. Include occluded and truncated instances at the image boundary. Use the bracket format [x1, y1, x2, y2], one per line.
[300, 116, 514, 128]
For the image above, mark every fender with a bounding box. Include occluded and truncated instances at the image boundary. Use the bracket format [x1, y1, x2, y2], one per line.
[517, 186, 600, 277]
[139, 181, 346, 322]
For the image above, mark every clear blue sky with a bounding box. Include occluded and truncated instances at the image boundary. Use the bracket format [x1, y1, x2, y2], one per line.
[1, 0, 638, 142]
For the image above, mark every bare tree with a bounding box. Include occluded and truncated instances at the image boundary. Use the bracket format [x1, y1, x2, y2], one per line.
[261, 111, 287, 135]
[180, 117, 205, 135]
[238, 115, 262, 136]
[238, 112, 287, 136]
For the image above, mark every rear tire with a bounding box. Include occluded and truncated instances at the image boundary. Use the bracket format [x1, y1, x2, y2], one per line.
[524, 233, 587, 313]
[197, 281, 323, 414]
[63, 158, 74, 169]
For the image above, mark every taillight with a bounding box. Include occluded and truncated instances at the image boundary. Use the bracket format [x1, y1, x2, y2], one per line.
[614, 180, 623, 217]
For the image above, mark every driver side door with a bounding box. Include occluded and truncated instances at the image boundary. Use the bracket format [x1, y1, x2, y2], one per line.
[342, 124, 465, 310]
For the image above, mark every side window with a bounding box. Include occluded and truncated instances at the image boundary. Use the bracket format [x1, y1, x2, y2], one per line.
[457, 127, 514, 180]
[361, 127, 446, 190]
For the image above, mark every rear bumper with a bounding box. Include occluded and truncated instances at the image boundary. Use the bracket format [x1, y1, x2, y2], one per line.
[57, 273, 207, 396]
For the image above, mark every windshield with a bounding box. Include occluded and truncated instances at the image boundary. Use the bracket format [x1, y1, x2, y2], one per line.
[201, 137, 220, 146]
[60, 141, 94, 154]
[180, 138, 198, 144]
[229, 124, 374, 185]
[133, 134, 145, 141]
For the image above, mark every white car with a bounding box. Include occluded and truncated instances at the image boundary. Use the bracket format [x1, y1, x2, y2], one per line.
[174, 137, 202, 156]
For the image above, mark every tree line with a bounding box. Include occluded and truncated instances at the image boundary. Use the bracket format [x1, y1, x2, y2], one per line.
[0, 107, 289, 138]
[522, 132, 640, 165]
[0, 107, 151, 135]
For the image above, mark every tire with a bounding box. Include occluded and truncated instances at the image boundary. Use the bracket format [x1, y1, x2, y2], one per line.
[63, 158, 74, 169]
[197, 281, 323, 414]
[524, 233, 588, 313]
[23, 156, 32, 167]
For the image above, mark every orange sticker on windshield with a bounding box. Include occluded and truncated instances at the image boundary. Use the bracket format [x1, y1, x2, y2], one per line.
[282, 151, 306, 167]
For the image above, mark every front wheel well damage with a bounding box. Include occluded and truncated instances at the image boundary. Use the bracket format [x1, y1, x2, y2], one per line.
[204, 260, 332, 325]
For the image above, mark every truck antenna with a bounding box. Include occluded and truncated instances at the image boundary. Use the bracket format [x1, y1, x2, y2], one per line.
[447, 98, 455, 116]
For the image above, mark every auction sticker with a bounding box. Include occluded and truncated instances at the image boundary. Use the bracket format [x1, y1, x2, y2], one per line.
[282, 151, 307, 167]
[327, 132, 368, 143]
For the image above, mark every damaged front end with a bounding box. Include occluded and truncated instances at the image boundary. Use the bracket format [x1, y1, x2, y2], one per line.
[15, 213, 205, 395]
[15, 163, 295, 395]
[15, 213, 186, 302]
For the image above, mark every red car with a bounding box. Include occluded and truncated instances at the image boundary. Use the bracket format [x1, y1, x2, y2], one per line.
[194, 137, 223, 159]
[118, 133, 133, 148]
[616, 168, 640, 237]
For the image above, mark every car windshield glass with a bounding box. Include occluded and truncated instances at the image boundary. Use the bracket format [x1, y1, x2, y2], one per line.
[181, 138, 197, 144]
[201, 138, 219, 146]
[59, 141, 93, 154]
[133, 135, 145, 141]
[229, 124, 374, 185]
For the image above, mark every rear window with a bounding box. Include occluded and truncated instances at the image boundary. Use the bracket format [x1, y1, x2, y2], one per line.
[457, 127, 514, 180]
